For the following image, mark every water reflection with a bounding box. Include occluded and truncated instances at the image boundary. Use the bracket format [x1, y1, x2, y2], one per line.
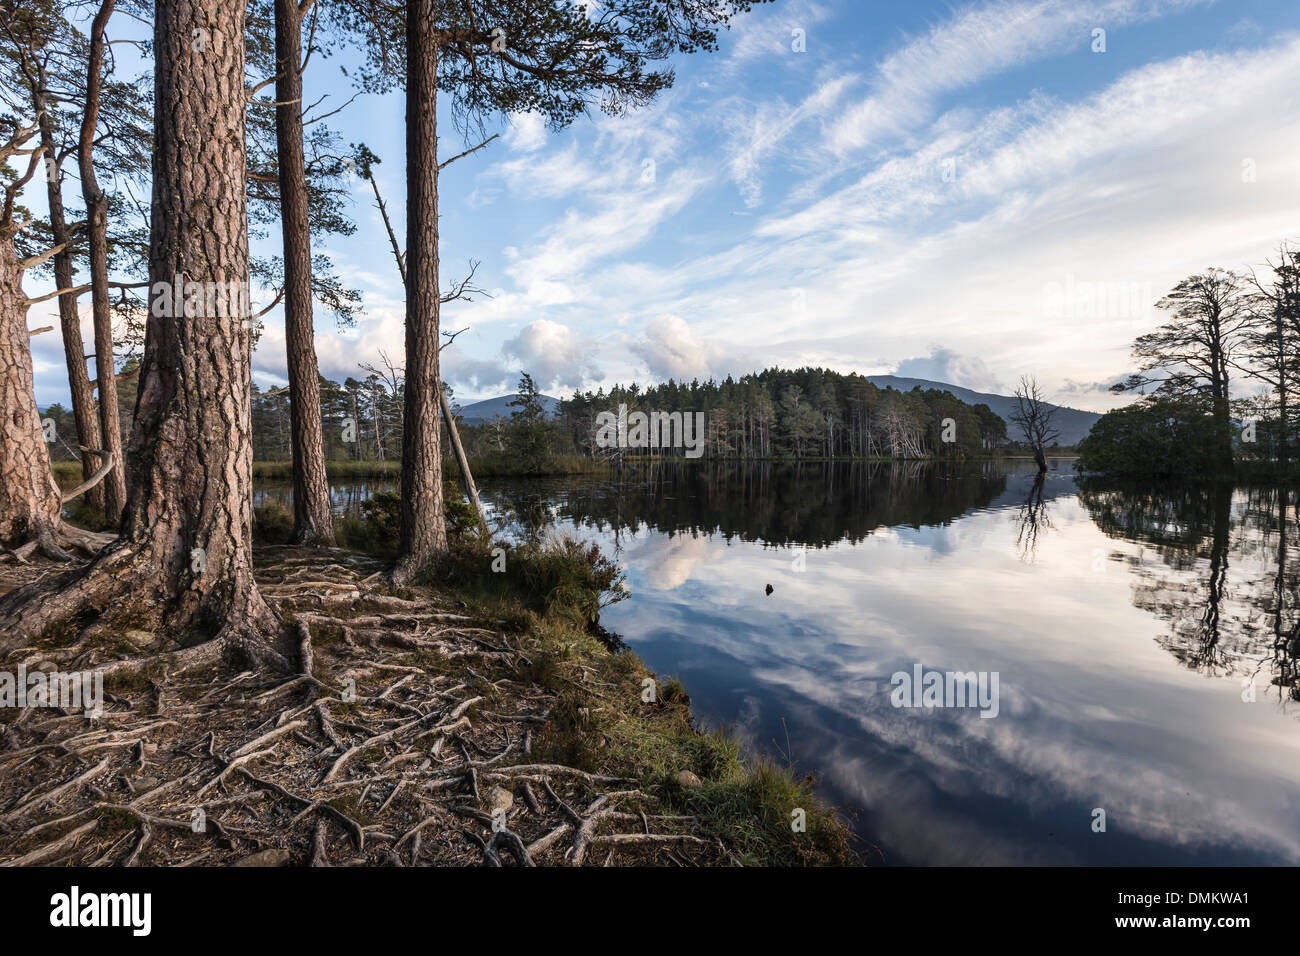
[1079, 482, 1300, 705]
[1015, 475, 1055, 563]
[489, 461, 1300, 864]
[529, 460, 1015, 547]
[279, 461, 1300, 864]
[254, 479, 397, 519]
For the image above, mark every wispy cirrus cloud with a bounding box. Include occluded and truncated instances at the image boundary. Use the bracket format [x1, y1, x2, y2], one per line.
[827, 0, 1210, 155]
[497, 30, 1300, 405]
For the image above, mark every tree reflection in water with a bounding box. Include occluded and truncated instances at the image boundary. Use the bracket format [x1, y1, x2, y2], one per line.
[1078, 480, 1300, 709]
[1014, 474, 1055, 562]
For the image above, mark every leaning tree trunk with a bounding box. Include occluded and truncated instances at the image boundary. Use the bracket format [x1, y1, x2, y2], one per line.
[393, 6, 448, 584]
[275, 0, 335, 546]
[441, 389, 489, 535]
[35, 85, 106, 513]
[79, 0, 127, 522]
[0, 0, 283, 667]
[0, 236, 65, 553]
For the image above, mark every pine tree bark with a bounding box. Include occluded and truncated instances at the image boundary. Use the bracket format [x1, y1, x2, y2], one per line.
[0, 237, 65, 552]
[275, 0, 335, 546]
[33, 77, 106, 513]
[79, 0, 127, 522]
[393, 3, 447, 584]
[0, 0, 283, 666]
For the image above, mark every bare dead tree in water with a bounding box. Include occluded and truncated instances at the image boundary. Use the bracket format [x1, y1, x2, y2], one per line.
[1010, 376, 1059, 474]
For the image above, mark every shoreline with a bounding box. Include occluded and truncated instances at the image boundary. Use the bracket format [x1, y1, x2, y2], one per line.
[52, 454, 1080, 488]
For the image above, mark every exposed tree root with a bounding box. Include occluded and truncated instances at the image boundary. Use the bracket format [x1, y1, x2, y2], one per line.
[0, 520, 114, 565]
[0, 549, 726, 867]
[0, 539, 287, 674]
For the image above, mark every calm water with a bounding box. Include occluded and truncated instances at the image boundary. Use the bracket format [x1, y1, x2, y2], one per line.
[263, 461, 1300, 865]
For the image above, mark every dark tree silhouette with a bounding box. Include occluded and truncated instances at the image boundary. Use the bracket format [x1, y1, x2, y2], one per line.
[1113, 269, 1248, 475]
[1237, 244, 1300, 468]
[1010, 375, 1059, 474]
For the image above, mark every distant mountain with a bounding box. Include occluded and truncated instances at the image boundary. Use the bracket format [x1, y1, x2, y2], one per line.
[456, 392, 560, 424]
[866, 375, 1101, 446]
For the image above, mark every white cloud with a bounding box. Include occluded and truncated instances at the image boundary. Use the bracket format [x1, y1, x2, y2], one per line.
[486, 143, 601, 201]
[722, 73, 857, 207]
[505, 111, 548, 153]
[503, 165, 709, 298]
[894, 347, 1008, 394]
[630, 314, 733, 383]
[722, 0, 834, 68]
[500, 320, 603, 391]
[555, 34, 1300, 410]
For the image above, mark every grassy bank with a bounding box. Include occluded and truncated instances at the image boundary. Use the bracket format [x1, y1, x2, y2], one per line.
[465, 452, 611, 477]
[50, 460, 82, 485]
[56, 458, 610, 485]
[56, 456, 605, 492]
[252, 460, 402, 481]
[52, 458, 408, 486]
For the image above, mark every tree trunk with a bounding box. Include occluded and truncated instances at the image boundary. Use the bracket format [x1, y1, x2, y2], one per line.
[393, 5, 447, 583]
[1208, 335, 1235, 474]
[1033, 444, 1047, 474]
[275, 0, 335, 546]
[0, 237, 65, 553]
[33, 73, 106, 513]
[370, 150, 486, 537]
[1277, 310, 1288, 471]
[79, 0, 127, 522]
[0, 0, 282, 666]
[1213, 394, 1234, 473]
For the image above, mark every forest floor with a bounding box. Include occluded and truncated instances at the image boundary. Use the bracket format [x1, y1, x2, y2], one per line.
[0, 545, 858, 867]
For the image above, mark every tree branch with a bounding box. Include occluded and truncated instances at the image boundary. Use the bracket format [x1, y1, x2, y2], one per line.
[438, 133, 499, 170]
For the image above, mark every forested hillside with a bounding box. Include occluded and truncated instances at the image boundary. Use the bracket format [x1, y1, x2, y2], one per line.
[546, 367, 1010, 460]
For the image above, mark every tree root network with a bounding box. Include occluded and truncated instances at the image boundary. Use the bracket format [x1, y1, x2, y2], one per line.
[0, 547, 724, 867]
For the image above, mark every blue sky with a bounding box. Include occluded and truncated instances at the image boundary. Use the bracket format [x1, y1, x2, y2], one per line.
[26, 0, 1300, 410]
